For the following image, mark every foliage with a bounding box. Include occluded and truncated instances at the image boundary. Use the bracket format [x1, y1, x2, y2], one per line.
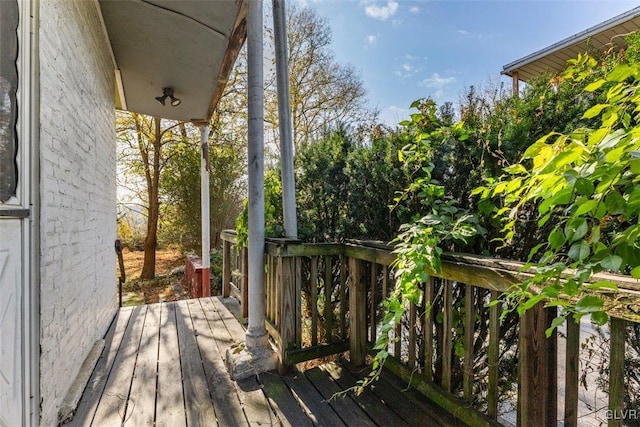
[235, 169, 285, 249]
[117, 113, 184, 279]
[354, 118, 487, 391]
[160, 128, 244, 251]
[478, 52, 640, 332]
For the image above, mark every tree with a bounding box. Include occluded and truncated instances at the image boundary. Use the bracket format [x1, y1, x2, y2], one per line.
[160, 126, 245, 251]
[263, 4, 377, 149]
[117, 112, 184, 279]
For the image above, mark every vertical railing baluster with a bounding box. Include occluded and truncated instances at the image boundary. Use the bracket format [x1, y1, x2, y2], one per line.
[488, 289, 499, 419]
[324, 256, 333, 343]
[241, 247, 248, 318]
[424, 277, 434, 382]
[340, 254, 347, 341]
[564, 316, 580, 427]
[408, 300, 417, 369]
[222, 239, 231, 297]
[442, 280, 453, 392]
[463, 284, 475, 402]
[370, 262, 377, 343]
[349, 257, 367, 366]
[608, 317, 626, 427]
[310, 257, 318, 347]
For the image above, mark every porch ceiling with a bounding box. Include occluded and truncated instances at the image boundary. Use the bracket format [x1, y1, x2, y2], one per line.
[502, 6, 640, 83]
[99, 0, 246, 123]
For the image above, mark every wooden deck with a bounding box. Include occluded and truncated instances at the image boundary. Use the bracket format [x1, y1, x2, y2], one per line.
[67, 297, 461, 426]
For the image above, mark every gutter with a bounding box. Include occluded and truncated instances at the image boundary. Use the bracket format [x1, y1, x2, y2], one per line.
[502, 6, 640, 77]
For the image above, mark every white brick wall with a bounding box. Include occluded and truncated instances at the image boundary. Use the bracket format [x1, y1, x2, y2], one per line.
[38, 2, 117, 425]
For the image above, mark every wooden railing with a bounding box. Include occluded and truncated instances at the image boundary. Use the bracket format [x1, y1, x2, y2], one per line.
[220, 230, 640, 427]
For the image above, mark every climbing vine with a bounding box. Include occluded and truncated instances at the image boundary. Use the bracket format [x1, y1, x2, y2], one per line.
[478, 53, 640, 331]
[357, 48, 640, 392]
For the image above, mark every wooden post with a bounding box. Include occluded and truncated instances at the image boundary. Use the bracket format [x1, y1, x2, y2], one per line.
[349, 257, 366, 366]
[564, 316, 580, 427]
[488, 289, 500, 418]
[512, 71, 519, 97]
[241, 247, 248, 319]
[518, 304, 557, 427]
[442, 280, 453, 392]
[222, 239, 231, 297]
[423, 277, 434, 382]
[463, 285, 475, 402]
[278, 255, 297, 374]
[608, 317, 626, 427]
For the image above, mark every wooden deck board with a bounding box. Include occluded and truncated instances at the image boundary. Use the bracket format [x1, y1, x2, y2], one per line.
[322, 361, 410, 427]
[189, 298, 248, 427]
[92, 305, 147, 425]
[175, 300, 217, 426]
[124, 303, 160, 426]
[71, 297, 449, 427]
[259, 372, 313, 427]
[282, 372, 347, 427]
[206, 298, 279, 426]
[69, 306, 134, 427]
[304, 366, 376, 427]
[155, 302, 186, 427]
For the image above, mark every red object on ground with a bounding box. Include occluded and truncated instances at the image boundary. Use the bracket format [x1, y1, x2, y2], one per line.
[185, 255, 210, 298]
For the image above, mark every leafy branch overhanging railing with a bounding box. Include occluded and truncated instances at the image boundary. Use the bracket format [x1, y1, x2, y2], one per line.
[220, 229, 640, 427]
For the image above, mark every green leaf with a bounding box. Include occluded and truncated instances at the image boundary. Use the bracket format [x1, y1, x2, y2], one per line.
[575, 295, 603, 313]
[600, 255, 623, 272]
[584, 280, 618, 290]
[574, 178, 594, 197]
[574, 199, 598, 216]
[565, 218, 589, 243]
[564, 279, 579, 296]
[605, 191, 626, 215]
[548, 228, 566, 250]
[583, 104, 610, 119]
[568, 241, 590, 261]
[546, 316, 566, 337]
[590, 311, 608, 326]
[631, 266, 640, 279]
[522, 294, 545, 311]
[584, 79, 606, 92]
[607, 64, 634, 82]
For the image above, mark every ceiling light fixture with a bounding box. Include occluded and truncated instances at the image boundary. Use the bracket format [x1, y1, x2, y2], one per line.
[155, 87, 181, 107]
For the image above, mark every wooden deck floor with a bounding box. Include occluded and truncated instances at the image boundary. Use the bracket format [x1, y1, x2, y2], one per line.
[68, 297, 461, 427]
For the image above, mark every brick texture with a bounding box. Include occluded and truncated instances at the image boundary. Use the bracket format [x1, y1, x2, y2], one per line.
[38, 2, 117, 425]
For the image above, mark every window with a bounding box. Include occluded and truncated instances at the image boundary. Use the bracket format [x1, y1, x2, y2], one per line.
[0, 1, 19, 202]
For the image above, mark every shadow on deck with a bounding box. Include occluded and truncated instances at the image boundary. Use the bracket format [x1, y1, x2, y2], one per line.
[67, 297, 461, 426]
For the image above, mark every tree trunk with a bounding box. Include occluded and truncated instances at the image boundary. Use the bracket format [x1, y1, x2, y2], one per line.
[140, 117, 162, 280]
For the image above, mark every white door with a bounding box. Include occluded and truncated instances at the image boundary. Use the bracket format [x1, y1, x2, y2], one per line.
[0, 218, 25, 427]
[0, 1, 30, 426]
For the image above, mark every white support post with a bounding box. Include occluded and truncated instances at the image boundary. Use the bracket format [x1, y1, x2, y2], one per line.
[200, 125, 211, 271]
[246, 0, 267, 346]
[226, 0, 277, 380]
[272, 0, 297, 239]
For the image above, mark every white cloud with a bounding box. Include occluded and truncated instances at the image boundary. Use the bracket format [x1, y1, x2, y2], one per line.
[409, 6, 420, 14]
[364, 1, 399, 21]
[395, 63, 417, 78]
[366, 34, 378, 45]
[420, 72, 456, 88]
[457, 29, 469, 36]
[381, 105, 412, 126]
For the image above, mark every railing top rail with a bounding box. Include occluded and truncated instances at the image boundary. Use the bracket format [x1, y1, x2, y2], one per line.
[220, 229, 640, 323]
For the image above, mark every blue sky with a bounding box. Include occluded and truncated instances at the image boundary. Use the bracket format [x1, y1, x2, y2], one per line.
[294, 0, 640, 126]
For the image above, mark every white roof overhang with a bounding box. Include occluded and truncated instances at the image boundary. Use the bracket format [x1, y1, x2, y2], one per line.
[503, 6, 640, 83]
[98, 0, 246, 123]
